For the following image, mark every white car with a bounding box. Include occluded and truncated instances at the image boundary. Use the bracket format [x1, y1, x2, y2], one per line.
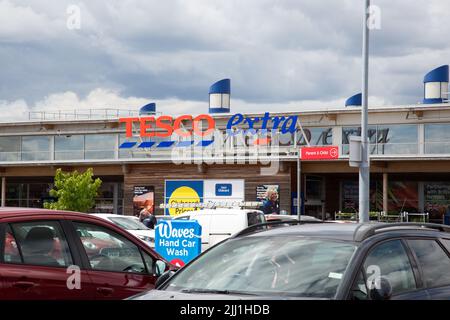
[173, 208, 266, 252]
[90, 214, 155, 247]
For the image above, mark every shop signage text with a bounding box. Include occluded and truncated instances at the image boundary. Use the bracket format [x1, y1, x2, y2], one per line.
[301, 146, 339, 160]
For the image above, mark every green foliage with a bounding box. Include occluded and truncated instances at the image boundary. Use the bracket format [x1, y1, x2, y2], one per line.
[44, 168, 102, 213]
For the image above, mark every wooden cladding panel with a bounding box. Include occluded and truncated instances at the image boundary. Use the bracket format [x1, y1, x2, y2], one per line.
[123, 164, 291, 216]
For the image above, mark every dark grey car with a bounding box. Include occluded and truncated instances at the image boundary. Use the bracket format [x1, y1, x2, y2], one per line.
[132, 222, 450, 300]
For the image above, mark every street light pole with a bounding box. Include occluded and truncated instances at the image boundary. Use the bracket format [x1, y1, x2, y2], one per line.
[359, 0, 371, 223]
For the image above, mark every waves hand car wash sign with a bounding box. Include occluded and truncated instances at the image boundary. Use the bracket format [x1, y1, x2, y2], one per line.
[155, 220, 202, 267]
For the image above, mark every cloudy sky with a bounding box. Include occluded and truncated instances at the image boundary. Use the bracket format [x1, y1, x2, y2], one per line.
[1, 0, 449, 121]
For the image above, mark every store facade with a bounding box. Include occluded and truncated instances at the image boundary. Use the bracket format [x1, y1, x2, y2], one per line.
[1, 104, 450, 223]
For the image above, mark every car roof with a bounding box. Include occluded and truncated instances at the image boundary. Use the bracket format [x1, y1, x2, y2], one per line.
[0, 207, 86, 218]
[238, 221, 450, 243]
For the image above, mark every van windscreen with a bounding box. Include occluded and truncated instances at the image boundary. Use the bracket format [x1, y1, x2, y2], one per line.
[247, 211, 265, 226]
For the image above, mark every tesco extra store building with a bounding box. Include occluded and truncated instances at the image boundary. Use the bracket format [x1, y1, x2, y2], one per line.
[1, 68, 450, 223]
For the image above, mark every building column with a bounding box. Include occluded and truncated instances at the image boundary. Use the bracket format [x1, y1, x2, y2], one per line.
[1, 177, 6, 207]
[383, 173, 388, 213]
[113, 183, 119, 215]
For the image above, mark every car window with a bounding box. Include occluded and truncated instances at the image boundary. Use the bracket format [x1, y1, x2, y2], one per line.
[350, 270, 369, 300]
[2, 225, 22, 264]
[441, 239, 450, 254]
[247, 211, 265, 226]
[407, 239, 450, 288]
[10, 221, 73, 267]
[363, 240, 416, 296]
[73, 222, 147, 274]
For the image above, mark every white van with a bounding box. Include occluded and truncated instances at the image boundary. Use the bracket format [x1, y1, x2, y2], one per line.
[173, 208, 266, 251]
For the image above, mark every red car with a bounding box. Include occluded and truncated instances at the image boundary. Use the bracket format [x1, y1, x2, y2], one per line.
[0, 207, 175, 300]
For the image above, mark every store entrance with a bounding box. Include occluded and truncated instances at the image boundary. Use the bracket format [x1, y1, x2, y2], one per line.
[304, 175, 325, 220]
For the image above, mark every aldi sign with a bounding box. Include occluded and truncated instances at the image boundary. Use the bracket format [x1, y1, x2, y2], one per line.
[155, 220, 202, 268]
[301, 146, 339, 160]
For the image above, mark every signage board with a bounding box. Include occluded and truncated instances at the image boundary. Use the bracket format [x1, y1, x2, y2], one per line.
[165, 180, 204, 216]
[300, 146, 339, 160]
[155, 220, 202, 268]
[133, 186, 154, 216]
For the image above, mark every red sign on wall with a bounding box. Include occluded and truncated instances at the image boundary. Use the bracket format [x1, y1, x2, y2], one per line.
[300, 146, 339, 160]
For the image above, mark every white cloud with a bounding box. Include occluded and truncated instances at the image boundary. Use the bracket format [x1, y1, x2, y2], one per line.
[0, 87, 391, 123]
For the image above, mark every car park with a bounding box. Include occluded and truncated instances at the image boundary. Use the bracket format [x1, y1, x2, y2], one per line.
[172, 208, 266, 251]
[91, 214, 155, 247]
[132, 221, 450, 300]
[0, 208, 174, 300]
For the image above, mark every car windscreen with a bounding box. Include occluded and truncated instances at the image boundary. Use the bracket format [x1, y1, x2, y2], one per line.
[247, 211, 265, 226]
[108, 217, 149, 230]
[163, 236, 356, 298]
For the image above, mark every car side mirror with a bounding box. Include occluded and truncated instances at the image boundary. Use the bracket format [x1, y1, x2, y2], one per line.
[154, 260, 167, 277]
[155, 270, 176, 289]
[368, 276, 393, 300]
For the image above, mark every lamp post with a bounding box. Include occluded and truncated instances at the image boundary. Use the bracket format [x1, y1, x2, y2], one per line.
[359, 0, 371, 223]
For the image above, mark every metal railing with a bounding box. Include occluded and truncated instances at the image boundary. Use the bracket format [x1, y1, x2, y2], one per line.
[29, 109, 140, 121]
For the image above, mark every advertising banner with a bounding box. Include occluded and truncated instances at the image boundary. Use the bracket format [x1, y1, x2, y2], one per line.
[155, 220, 202, 268]
[165, 179, 245, 216]
[257, 185, 280, 214]
[165, 180, 204, 216]
[203, 179, 245, 204]
[133, 186, 154, 217]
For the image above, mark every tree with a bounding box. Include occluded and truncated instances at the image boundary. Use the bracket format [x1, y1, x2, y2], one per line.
[44, 168, 102, 212]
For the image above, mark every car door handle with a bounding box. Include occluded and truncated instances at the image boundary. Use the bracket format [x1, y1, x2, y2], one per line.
[13, 281, 36, 290]
[96, 287, 114, 296]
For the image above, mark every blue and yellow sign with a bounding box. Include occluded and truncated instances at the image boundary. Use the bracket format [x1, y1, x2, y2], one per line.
[165, 180, 204, 216]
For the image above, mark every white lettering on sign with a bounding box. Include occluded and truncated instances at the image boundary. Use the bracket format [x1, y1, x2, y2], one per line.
[156, 220, 200, 239]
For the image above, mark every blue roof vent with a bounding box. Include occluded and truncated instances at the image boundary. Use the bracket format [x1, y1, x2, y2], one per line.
[209, 79, 231, 114]
[345, 93, 362, 107]
[139, 102, 156, 115]
[423, 65, 449, 104]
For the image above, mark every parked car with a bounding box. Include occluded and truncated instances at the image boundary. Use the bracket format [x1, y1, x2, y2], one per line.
[90, 214, 155, 247]
[173, 208, 266, 251]
[132, 221, 450, 300]
[0, 208, 175, 300]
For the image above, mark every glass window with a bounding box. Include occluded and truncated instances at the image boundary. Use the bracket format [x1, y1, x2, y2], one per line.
[164, 237, 356, 298]
[73, 222, 146, 273]
[298, 128, 333, 146]
[407, 239, 450, 288]
[0, 136, 21, 161]
[21, 136, 51, 161]
[350, 270, 369, 300]
[363, 240, 416, 295]
[108, 217, 148, 231]
[10, 221, 73, 267]
[85, 134, 115, 159]
[424, 183, 450, 223]
[2, 225, 22, 263]
[377, 125, 418, 155]
[247, 211, 266, 226]
[55, 135, 84, 160]
[425, 124, 450, 154]
[342, 127, 377, 155]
